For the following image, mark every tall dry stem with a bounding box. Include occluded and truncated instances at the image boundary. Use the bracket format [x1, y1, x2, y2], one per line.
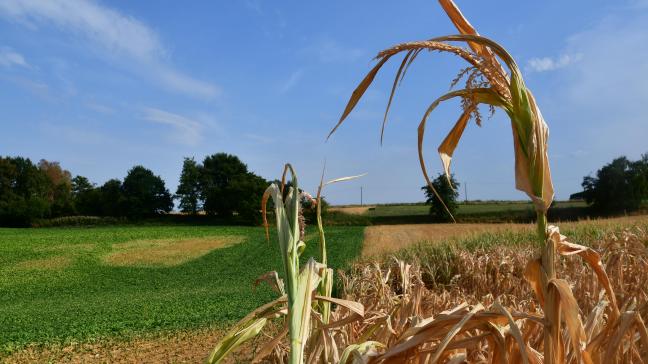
[326, 0, 564, 361]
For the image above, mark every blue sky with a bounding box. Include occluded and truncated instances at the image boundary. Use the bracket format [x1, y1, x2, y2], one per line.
[1, 0, 647, 205]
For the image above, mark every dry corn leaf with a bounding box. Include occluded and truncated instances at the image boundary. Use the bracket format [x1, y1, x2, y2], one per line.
[330, 33, 555, 216]
[437, 0, 508, 88]
[547, 278, 591, 363]
[438, 106, 473, 189]
[327, 57, 390, 140]
[549, 225, 620, 320]
[340, 341, 385, 364]
[251, 326, 288, 364]
[427, 303, 485, 363]
[254, 270, 285, 296]
[524, 258, 545, 306]
[604, 311, 648, 363]
[492, 299, 529, 364]
[381, 50, 415, 143]
[314, 295, 364, 317]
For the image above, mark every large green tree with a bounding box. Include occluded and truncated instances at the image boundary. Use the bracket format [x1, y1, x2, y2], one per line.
[71, 175, 101, 216]
[38, 159, 74, 216]
[98, 179, 126, 217]
[200, 153, 267, 221]
[122, 166, 173, 217]
[582, 154, 648, 212]
[175, 157, 202, 214]
[422, 174, 460, 221]
[0, 157, 50, 226]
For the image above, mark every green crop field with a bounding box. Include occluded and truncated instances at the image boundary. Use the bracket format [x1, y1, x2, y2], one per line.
[0, 225, 364, 353]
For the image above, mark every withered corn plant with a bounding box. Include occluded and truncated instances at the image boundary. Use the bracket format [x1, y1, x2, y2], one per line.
[207, 164, 365, 364]
[326, 0, 648, 362]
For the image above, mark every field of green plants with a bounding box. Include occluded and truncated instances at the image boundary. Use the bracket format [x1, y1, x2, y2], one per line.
[0, 225, 364, 354]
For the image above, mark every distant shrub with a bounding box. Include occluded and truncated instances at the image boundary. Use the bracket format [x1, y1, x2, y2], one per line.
[422, 174, 460, 221]
[322, 211, 372, 226]
[32, 216, 125, 228]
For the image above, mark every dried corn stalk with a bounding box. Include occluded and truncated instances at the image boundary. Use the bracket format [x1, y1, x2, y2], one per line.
[325, 1, 648, 363]
[326, 0, 559, 359]
[328, 2, 554, 218]
[208, 165, 365, 364]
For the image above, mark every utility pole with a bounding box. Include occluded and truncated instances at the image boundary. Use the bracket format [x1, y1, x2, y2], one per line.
[464, 182, 468, 203]
[360, 186, 363, 206]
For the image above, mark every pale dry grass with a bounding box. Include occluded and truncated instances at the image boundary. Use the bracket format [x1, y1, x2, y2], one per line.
[363, 215, 648, 256]
[559, 215, 648, 229]
[363, 223, 532, 256]
[15, 255, 72, 270]
[103, 236, 244, 267]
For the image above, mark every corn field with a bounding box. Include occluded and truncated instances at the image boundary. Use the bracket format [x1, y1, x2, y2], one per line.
[209, 0, 648, 363]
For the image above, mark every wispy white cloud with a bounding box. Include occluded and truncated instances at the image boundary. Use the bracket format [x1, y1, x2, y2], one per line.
[243, 0, 263, 15]
[5, 75, 51, 99]
[301, 38, 365, 63]
[244, 133, 274, 144]
[0, 47, 29, 68]
[544, 10, 648, 196]
[85, 101, 114, 114]
[279, 69, 304, 93]
[628, 0, 648, 9]
[141, 107, 204, 146]
[40, 122, 115, 146]
[526, 53, 582, 72]
[0, 0, 220, 99]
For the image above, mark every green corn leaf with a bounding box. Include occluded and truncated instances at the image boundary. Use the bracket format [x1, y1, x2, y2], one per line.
[207, 318, 268, 364]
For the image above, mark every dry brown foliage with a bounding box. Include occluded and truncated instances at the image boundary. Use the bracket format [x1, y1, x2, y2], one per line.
[211, 0, 648, 361]
[246, 228, 647, 363]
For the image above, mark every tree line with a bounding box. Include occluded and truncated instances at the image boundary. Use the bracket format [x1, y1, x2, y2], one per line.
[580, 153, 648, 212]
[0, 153, 267, 226]
[422, 153, 648, 222]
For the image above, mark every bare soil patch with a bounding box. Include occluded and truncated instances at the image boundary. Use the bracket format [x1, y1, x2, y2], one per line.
[103, 236, 244, 267]
[3, 328, 246, 364]
[15, 256, 72, 270]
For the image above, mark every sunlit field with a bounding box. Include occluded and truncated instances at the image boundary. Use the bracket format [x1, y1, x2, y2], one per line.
[0, 226, 364, 356]
[2, 0, 648, 362]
